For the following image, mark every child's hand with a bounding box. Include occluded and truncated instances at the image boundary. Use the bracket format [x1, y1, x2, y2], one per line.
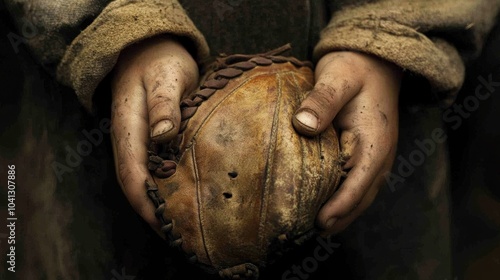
[110, 36, 198, 232]
[293, 51, 402, 235]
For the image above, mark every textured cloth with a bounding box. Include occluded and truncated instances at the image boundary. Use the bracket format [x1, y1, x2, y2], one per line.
[5, 0, 209, 111]
[56, 0, 209, 110]
[4, 0, 108, 72]
[5, 0, 500, 110]
[318, 0, 500, 106]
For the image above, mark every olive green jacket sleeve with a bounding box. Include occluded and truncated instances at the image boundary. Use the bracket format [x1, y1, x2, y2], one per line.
[5, 0, 209, 111]
[317, 0, 500, 106]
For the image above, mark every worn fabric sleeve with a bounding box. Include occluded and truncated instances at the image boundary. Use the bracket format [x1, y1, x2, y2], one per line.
[5, 0, 209, 111]
[316, 0, 500, 106]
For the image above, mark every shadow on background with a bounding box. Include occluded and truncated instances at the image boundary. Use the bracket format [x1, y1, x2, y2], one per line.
[448, 19, 500, 280]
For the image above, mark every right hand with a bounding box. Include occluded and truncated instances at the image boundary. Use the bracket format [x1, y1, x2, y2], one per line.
[293, 51, 401, 235]
[110, 36, 199, 234]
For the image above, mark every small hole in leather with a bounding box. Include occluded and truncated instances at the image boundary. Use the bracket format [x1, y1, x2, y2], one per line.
[228, 171, 238, 178]
[223, 192, 233, 199]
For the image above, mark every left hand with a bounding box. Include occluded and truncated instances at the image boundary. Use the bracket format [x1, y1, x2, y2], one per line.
[292, 51, 402, 235]
[110, 36, 199, 235]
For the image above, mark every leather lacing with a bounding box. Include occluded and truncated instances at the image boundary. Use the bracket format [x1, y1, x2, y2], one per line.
[146, 44, 313, 279]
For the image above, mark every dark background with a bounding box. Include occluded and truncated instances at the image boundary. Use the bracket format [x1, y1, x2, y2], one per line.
[447, 18, 500, 279]
[0, 3, 499, 280]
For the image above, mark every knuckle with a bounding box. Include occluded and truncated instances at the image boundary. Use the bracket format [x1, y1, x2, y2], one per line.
[144, 62, 167, 84]
[145, 64, 184, 93]
[314, 82, 338, 103]
[149, 94, 174, 113]
[305, 82, 341, 113]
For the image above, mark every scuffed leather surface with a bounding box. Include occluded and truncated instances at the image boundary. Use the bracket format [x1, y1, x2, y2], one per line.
[153, 62, 342, 270]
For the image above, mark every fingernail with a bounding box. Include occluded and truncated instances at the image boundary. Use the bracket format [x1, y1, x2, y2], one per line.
[294, 109, 318, 133]
[326, 218, 337, 229]
[151, 120, 174, 138]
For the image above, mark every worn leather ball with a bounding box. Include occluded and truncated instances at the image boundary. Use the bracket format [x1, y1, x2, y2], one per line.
[147, 50, 342, 279]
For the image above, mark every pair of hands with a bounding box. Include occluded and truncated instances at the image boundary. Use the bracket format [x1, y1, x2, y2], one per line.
[111, 36, 402, 236]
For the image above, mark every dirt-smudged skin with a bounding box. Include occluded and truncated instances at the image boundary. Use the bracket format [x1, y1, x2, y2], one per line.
[151, 59, 342, 276]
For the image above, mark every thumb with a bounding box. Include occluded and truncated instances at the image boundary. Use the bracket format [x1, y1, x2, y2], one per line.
[146, 63, 198, 143]
[147, 77, 183, 143]
[292, 54, 362, 136]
